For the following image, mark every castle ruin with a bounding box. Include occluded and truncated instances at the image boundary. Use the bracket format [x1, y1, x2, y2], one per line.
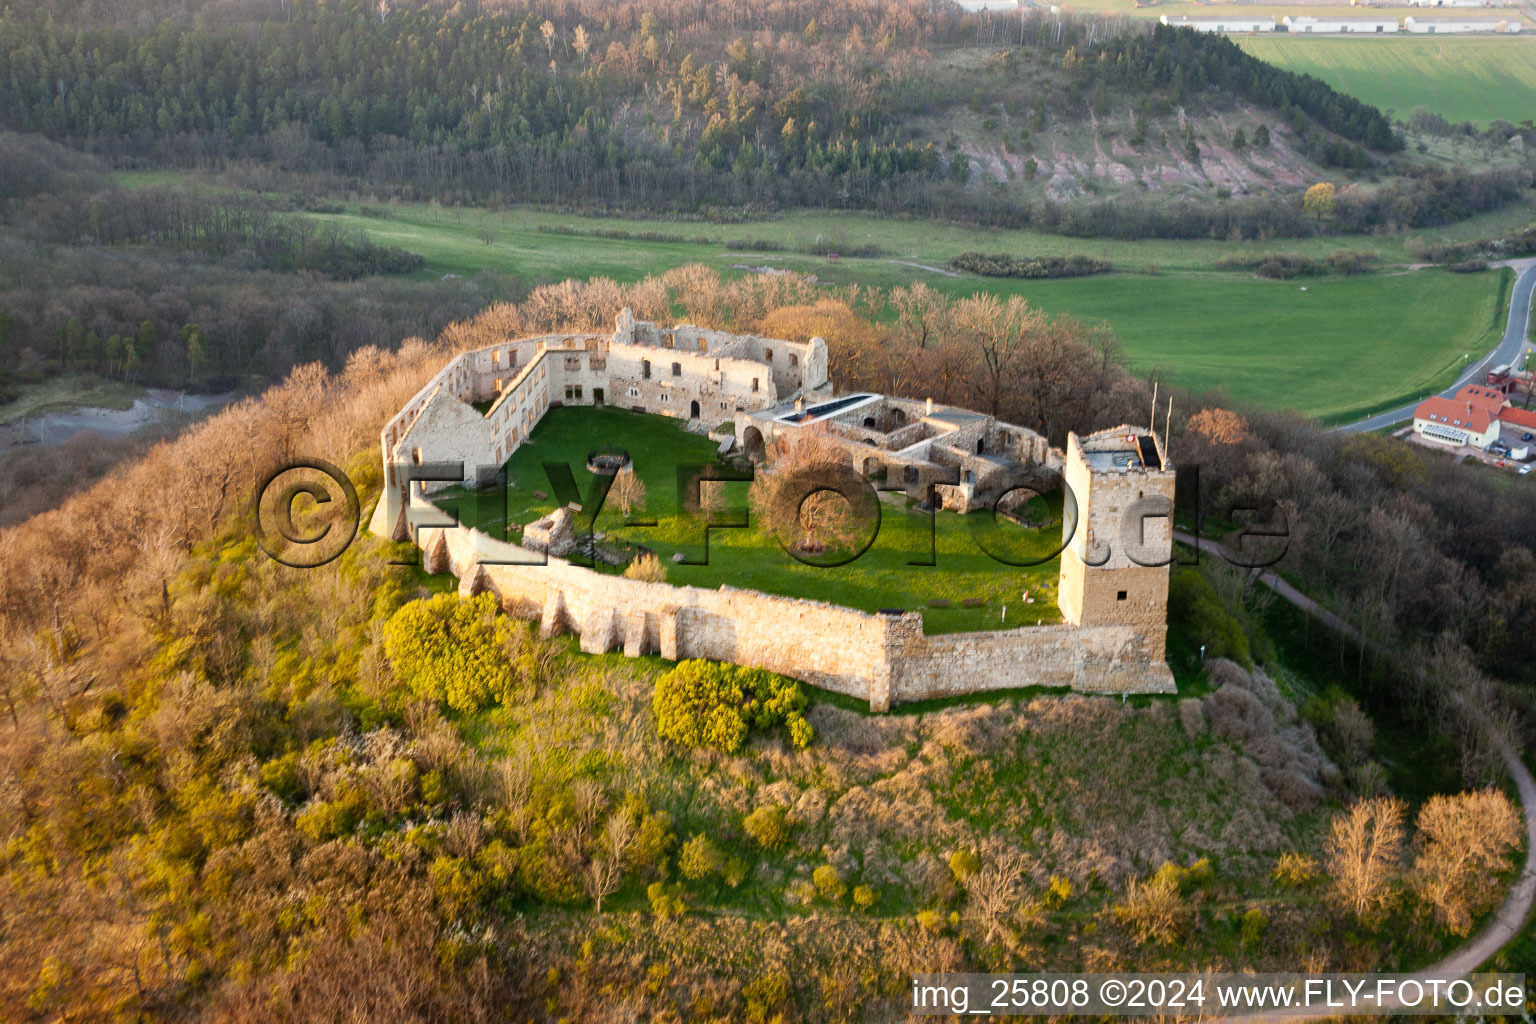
[372, 310, 1176, 709]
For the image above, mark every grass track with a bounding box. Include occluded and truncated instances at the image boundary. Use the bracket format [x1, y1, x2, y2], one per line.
[1241, 36, 1536, 126]
[314, 202, 1512, 422]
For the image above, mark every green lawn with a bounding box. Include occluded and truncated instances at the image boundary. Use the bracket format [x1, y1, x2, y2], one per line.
[430, 406, 1064, 634]
[1241, 36, 1536, 126]
[314, 201, 1512, 423]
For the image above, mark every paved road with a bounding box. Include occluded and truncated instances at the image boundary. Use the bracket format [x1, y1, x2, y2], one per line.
[1177, 531, 1536, 1020]
[1334, 257, 1536, 434]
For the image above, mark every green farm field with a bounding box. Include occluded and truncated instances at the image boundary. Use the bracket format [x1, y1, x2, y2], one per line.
[312, 202, 1516, 423]
[1060, 0, 1521, 23]
[1241, 36, 1536, 126]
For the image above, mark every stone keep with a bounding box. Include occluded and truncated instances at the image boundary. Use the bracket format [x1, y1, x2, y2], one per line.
[1057, 426, 1174, 661]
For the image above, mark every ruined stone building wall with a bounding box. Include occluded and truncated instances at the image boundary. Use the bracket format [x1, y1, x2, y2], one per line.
[605, 344, 781, 418]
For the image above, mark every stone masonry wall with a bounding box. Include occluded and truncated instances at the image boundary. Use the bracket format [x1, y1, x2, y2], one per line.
[402, 512, 1175, 710]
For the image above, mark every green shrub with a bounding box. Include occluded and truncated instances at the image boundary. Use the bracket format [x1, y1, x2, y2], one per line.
[383, 592, 523, 713]
[647, 881, 687, 917]
[679, 833, 726, 880]
[651, 659, 813, 754]
[1045, 875, 1073, 907]
[257, 752, 302, 803]
[742, 971, 790, 1024]
[429, 855, 485, 920]
[1168, 567, 1251, 665]
[949, 849, 981, 882]
[1271, 851, 1319, 888]
[951, 251, 1112, 279]
[852, 884, 877, 908]
[1240, 907, 1269, 948]
[743, 804, 792, 850]
[294, 793, 363, 842]
[812, 863, 846, 901]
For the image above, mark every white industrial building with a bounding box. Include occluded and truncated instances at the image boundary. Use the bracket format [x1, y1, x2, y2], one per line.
[1282, 15, 1401, 31]
[1159, 14, 1277, 31]
[1404, 15, 1522, 29]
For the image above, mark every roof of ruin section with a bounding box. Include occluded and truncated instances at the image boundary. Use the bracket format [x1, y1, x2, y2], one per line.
[1073, 424, 1173, 473]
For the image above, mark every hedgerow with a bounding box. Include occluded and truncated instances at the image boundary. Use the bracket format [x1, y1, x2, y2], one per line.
[950, 251, 1112, 279]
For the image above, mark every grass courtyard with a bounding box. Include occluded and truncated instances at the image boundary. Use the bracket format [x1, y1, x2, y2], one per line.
[430, 406, 1065, 634]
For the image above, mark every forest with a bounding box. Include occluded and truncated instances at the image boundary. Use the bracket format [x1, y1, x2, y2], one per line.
[0, 134, 512, 395]
[0, 0, 1482, 237]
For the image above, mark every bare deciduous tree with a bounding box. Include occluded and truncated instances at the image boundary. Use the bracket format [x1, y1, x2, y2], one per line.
[584, 811, 637, 913]
[609, 467, 646, 518]
[962, 853, 1026, 944]
[1410, 789, 1523, 935]
[1327, 796, 1407, 923]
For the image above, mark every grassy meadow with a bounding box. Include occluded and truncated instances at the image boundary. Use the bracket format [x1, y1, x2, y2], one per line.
[312, 201, 1517, 423]
[1242, 36, 1536, 126]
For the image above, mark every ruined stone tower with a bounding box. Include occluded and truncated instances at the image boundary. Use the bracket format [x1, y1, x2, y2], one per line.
[1057, 426, 1175, 657]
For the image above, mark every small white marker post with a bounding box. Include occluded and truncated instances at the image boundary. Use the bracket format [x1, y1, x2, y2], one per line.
[1001, 604, 1006, 622]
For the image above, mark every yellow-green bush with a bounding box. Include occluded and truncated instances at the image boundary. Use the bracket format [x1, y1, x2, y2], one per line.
[383, 592, 524, 713]
[678, 834, 725, 880]
[1240, 907, 1269, 948]
[647, 881, 686, 917]
[812, 863, 846, 901]
[651, 659, 813, 754]
[743, 804, 792, 850]
[948, 849, 981, 882]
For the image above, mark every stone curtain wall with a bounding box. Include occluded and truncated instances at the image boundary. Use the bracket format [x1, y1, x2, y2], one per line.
[886, 624, 1175, 705]
[418, 520, 904, 704]
[399, 514, 1175, 711]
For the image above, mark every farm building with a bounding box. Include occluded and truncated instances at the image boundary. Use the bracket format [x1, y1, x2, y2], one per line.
[1159, 14, 1276, 31]
[1403, 15, 1522, 29]
[1282, 15, 1400, 32]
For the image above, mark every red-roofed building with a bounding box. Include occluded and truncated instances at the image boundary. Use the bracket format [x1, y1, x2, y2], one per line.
[1501, 405, 1536, 432]
[1412, 385, 1507, 449]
